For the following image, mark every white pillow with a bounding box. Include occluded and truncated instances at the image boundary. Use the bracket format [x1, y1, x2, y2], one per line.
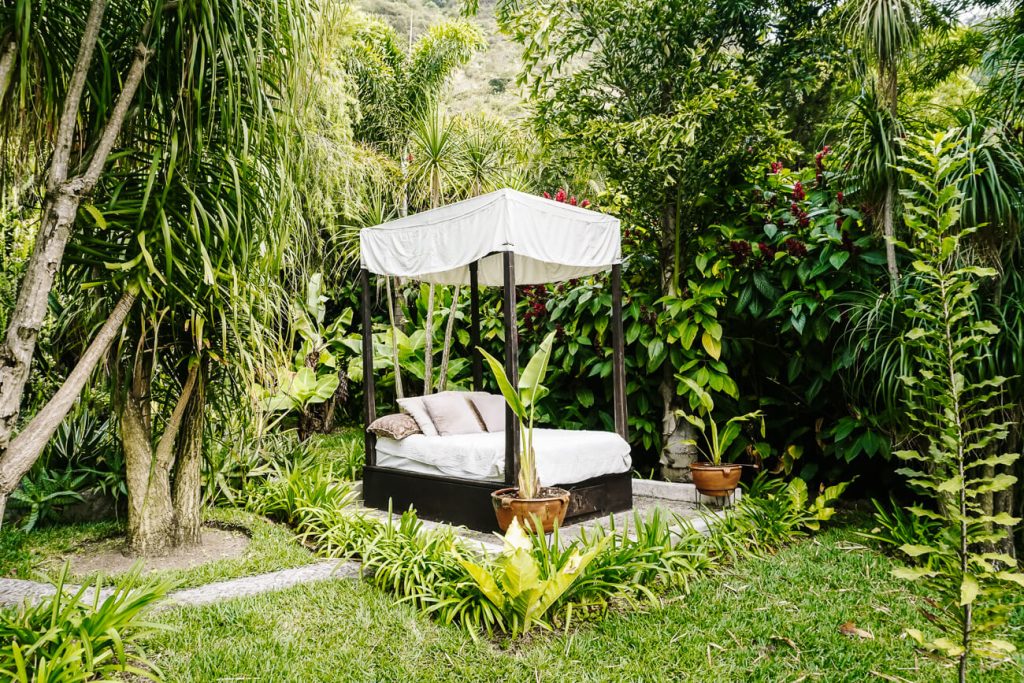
[397, 396, 438, 436]
[468, 393, 505, 432]
[423, 392, 485, 436]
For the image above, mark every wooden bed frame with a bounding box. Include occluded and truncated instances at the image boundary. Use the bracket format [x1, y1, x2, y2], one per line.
[360, 251, 632, 533]
[363, 466, 633, 533]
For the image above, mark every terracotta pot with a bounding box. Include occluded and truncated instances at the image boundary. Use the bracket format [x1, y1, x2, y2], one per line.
[689, 462, 742, 497]
[491, 487, 570, 533]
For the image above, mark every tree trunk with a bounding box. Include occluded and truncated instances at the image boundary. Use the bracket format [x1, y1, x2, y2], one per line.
[423, 284, 435, 395]
[656, 196, 699, 481]
[172, 362, 205, 547]
[123, 354, 176, 556]
[0, 193, 81, 452]
[0, 38, 16, 106]
[438, 285, 460, 391]
[882, 185, 899, 289]
[659, 369, 699, 482]
[0, 292, 135, 530]
[122, 333, 201, 556]
[0, 0, 153, 523]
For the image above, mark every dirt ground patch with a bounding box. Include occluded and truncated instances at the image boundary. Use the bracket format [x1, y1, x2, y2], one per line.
[60, 526, 251, 577]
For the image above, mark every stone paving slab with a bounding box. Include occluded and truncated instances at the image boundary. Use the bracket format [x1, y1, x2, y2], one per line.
[165, 560, 359, 607]
[0, 559, 360, 610]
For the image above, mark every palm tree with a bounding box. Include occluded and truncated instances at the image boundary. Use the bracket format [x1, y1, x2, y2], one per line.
[408, 106, 466, 394]
[840, 0, 921, 288]
[0, 0, 311, 548]
[0, 0, 159, 525]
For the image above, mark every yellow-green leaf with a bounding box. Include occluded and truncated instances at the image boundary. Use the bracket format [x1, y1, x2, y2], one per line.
[959, 574, 979, 606]
[701, 331, 721, 360]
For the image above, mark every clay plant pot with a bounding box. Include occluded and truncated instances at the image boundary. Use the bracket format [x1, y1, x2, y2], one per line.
[689, 462, 742, 497]
[491, 487, 571, 533]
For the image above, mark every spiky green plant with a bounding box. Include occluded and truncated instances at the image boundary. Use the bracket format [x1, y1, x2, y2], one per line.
[889, 130, 1023, 681]
[0, 564, 170, 682]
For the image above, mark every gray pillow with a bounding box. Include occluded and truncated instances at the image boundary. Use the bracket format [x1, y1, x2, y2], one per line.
[397, 396, 439, 436]
[423, 392, 486, 436]
[367, 413, 421, 440]
[468, 393, 506, 432]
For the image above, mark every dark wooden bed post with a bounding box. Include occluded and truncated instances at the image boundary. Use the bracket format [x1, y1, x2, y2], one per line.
[611, 263, 628, 440]
[361, 268, 377, 468]
[470, 260, 483, 392]
[501, 251, 520, 486]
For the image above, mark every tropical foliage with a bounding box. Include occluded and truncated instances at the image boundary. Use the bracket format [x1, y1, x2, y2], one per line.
[884, 131, 1023, 679]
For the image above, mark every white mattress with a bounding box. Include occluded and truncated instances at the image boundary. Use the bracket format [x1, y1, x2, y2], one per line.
[374, 428, 631, 486]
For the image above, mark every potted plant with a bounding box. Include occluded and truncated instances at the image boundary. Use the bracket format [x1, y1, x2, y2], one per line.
[678, 379, 763, 498]
[479, 331, 570, 533]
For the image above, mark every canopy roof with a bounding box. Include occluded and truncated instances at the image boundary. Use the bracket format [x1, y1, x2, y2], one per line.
[359, 188, 621, 285]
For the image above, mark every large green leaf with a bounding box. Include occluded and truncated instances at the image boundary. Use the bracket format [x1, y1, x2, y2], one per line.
[519, 331, 556, 408]
[478, 348, 525, 418]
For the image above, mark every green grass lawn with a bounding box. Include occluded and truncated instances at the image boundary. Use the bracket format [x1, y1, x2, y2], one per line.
[147, 523, 1024, 682]
[0, 507, 316, 589]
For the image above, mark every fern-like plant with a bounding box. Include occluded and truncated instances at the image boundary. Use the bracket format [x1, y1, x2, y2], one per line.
[890, 130, 1023, 681]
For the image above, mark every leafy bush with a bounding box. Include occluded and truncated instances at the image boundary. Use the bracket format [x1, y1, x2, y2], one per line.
[245, 455, 357, 535]
[456, 518, 607, 635]
[351, 475, 848, 638]
[8, 468, 86, 532]
[860, 498, 945, 559]
[570, 509, 711, 610]
[0, 565, 170, 682]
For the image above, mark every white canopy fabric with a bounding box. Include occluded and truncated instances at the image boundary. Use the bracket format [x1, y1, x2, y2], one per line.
[359, 188, 621, 285]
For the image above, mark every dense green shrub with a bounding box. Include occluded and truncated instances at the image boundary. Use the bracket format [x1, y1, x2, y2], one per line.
[344, 476, 848, 638]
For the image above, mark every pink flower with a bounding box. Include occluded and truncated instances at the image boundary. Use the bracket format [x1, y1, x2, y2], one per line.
[581, 199, 591, 208]
[569, 196, 578, 206]
[543, 191, 551, 199]
[555, 189, 567, 202]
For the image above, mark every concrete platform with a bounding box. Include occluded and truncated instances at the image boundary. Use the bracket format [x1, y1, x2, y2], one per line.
[353, 478, 739, 554]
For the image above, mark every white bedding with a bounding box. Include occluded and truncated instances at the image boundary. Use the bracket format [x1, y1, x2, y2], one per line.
[374, 428, 631, 486]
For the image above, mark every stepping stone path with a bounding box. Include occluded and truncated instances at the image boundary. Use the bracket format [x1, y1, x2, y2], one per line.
[0, 560, 361, 610]
[0, 480, 731, 610]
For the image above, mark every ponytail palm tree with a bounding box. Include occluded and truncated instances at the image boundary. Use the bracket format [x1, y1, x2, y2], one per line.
[344, 14, 485, 151]
[839, 0, 921, 288]
[408, 105, 465, 394]
[0, 0, 310, 549]
[0, 0, 160, 525]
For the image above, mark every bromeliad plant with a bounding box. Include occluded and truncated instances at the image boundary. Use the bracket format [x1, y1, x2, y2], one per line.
[456, 517, 607, 635]
[888, 131, 1023, 680]
[478, 331, 557, 499]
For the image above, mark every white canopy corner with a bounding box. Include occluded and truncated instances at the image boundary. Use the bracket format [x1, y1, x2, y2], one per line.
[358, 188, 621, 286]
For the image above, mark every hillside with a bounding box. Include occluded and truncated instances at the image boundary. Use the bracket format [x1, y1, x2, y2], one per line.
[356, 0, 526, 118]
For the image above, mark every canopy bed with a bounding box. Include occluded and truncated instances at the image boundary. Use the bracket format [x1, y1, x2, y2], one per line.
[359, 188, 632, 532]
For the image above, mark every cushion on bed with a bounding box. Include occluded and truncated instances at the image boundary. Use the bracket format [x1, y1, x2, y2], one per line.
[367, 413, 420, 440]
[468, 393, 505, 432]
[423, 392, 485, 436]
[397, 396, 439, 436]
